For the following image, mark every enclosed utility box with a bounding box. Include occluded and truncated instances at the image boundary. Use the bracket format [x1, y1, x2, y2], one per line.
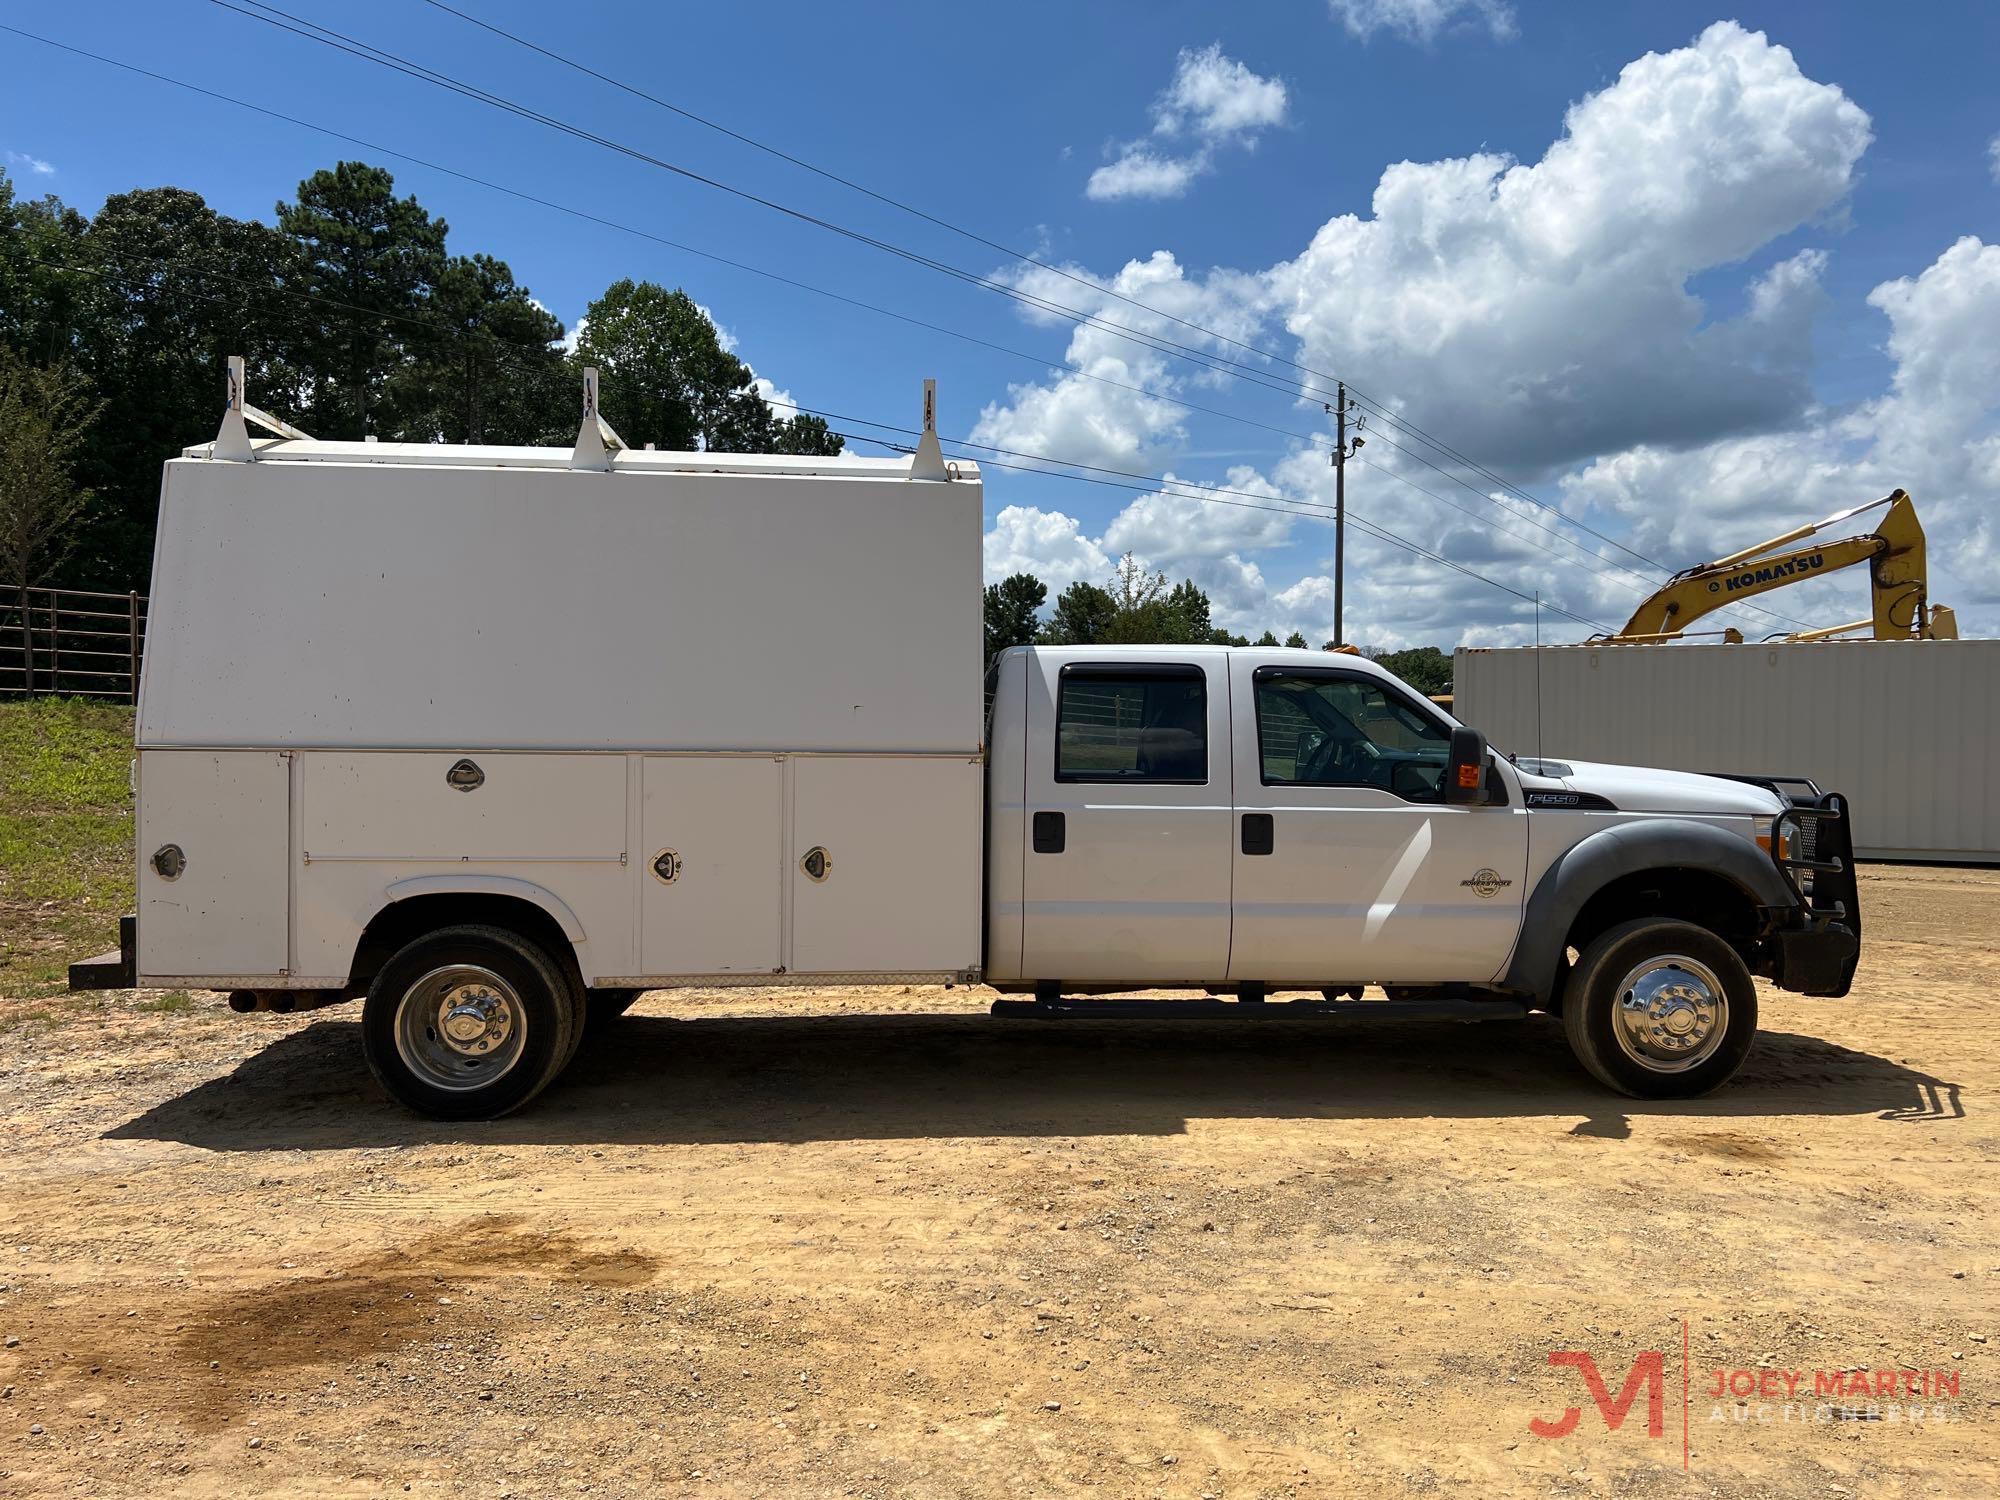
[133, 438, 985, 988]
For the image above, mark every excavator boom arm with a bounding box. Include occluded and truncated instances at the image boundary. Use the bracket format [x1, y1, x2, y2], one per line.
[1618, 536, 1886, 637]
[1611, 490, 1933, 640]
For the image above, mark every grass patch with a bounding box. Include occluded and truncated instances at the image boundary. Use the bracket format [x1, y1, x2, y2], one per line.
[0, 698, 134, 999]
[134, 989, 196, 1013]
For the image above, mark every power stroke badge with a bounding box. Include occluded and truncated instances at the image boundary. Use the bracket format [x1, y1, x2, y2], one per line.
[1461, 868, 1513, 898]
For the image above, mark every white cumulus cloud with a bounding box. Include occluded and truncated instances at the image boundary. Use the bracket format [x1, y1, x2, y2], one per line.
[1085, 151, 1202, 203]
[1153, 44, 1289, 140]
[751, 375, 795, 421]
[6, 150, 56, 177]
[1087, 45, 1289, 202]
[1101, 467, 1297, 559]
[1262, 22, 1870, 472]
[971, 249, 1271, 471]
[984, 504, 1112, 591]
[1326, 0, 1516, 44]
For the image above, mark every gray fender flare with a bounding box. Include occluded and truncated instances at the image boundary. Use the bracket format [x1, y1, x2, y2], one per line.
[370, 874, 593, 981]
[1500, 817, 1796, 1005]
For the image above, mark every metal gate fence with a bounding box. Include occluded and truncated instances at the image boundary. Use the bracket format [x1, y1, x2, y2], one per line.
[0, 586, 148, 703]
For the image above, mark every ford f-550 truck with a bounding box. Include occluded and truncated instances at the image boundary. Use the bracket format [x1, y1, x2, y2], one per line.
[69, 375, 1861, 1117]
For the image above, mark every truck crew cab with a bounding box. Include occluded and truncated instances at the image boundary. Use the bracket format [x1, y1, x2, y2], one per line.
[69, 372, 1862, 1118]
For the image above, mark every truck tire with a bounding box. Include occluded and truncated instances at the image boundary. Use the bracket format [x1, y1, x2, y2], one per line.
[556, 967, 590, 1071]
[1560, 918, 1757, 1098]
[363, 924, 579, 1119]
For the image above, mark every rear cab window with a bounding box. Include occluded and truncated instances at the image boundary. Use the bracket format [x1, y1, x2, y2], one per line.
[1056, 665, 1208, 784]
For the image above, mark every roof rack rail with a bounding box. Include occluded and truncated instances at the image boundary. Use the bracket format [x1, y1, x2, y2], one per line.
[212, 354, 313, 461]
[569, 366, 628, 471]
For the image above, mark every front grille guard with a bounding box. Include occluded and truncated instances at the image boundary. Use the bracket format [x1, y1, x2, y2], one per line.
[1773, 792, 1859, 939]
[1708, 773, 1844, 910]
[1709, 774, 1860, 995]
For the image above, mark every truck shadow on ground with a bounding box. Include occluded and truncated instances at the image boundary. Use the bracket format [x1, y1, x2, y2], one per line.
[107, 1010, 1964, 1152]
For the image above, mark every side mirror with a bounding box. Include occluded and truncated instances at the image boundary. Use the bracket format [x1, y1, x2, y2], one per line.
[1444, 726, 1488, 805]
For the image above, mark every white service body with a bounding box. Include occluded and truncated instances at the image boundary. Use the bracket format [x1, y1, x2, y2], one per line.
[134, 441, 985, 989]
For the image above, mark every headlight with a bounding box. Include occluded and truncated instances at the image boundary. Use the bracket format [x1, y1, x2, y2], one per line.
[1753, 815, 1794, 861]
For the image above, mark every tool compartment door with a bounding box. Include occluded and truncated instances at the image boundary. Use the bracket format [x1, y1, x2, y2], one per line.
[137, 750, 291, 977]
[789, 756, 982, 974]
[641, 757, 784, 976]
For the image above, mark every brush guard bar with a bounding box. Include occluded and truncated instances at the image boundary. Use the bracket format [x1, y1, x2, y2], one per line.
[1773, 790, 1861, 997]
[1710, 775, 1860, 996]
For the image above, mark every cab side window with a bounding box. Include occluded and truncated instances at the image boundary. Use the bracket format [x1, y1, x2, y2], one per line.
[1255, 671, 1450, 802]
[1056, 667, 1207, 783]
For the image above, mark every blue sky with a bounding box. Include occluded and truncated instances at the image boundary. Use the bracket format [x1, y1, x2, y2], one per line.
[5, 1, 1999, 644]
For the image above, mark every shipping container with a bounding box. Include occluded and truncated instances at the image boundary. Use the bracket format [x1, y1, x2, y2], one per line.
[1452, 640, 2000, 863]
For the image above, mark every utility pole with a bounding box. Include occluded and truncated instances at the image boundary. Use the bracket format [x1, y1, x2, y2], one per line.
[1326, 384, 1363, 647]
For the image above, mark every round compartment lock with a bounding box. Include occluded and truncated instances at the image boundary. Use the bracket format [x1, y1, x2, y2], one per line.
[152, 843, 186, 881]
[651, 849, 681, 885]
[445, 758, 485, 792]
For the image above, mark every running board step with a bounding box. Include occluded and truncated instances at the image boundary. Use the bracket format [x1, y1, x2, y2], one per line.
[990, 997, 1528, 1022]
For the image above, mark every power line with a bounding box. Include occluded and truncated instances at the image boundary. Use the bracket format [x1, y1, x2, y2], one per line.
[210, 0, 1319, 403]
[415, 0, 1767, 613]
[204, 2, 1809, 633]
[3, 21, 1704, 624]
[416, 0, 1357, 381]
[22, 241, 1606, 631]
[2, 27, 1720, 634]
[752, 397, 1613, 631]
[846, 433, 1609, 633]
[1337, 422, 1812, 629]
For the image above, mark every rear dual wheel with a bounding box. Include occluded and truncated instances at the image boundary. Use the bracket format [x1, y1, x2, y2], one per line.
[363, 924, 585, 1120]
[1561, 918, 1758, 1098]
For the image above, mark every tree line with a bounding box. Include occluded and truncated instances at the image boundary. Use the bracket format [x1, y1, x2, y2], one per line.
[985, 556, 1453, 694]
[0, 159, 839, 596]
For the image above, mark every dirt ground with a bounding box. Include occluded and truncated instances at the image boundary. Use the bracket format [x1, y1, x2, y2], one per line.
[0, 865, 1993, 1498]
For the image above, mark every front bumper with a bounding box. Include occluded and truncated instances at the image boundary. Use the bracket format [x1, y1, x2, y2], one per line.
[1773, 918, 1860, 996]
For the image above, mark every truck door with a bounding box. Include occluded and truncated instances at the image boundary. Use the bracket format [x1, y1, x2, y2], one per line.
[1019, 655, 1233, 983]
[1227, 658, 1527, 984]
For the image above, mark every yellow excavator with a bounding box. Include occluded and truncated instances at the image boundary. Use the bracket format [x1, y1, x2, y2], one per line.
[1600, 489, 1958, 644]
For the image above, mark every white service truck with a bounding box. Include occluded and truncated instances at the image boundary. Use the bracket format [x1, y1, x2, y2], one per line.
[71, 376, 1862, 1117]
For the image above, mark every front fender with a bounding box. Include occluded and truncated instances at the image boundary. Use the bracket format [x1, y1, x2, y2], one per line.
[1501, 817, 1796, 1005]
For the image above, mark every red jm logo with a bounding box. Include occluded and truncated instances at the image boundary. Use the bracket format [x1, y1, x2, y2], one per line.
[1530, 1351, 1666, 1439]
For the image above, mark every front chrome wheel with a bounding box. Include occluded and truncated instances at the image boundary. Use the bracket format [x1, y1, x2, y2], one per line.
[1611, 954, 1727, 1073]
[393, 963, 529, 1092]
[1562, 918, 1758, 1099]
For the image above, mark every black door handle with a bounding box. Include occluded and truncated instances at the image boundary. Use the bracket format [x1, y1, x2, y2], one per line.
[1032, 810, 1066, 854]
[1241, 812, 1274, 856]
